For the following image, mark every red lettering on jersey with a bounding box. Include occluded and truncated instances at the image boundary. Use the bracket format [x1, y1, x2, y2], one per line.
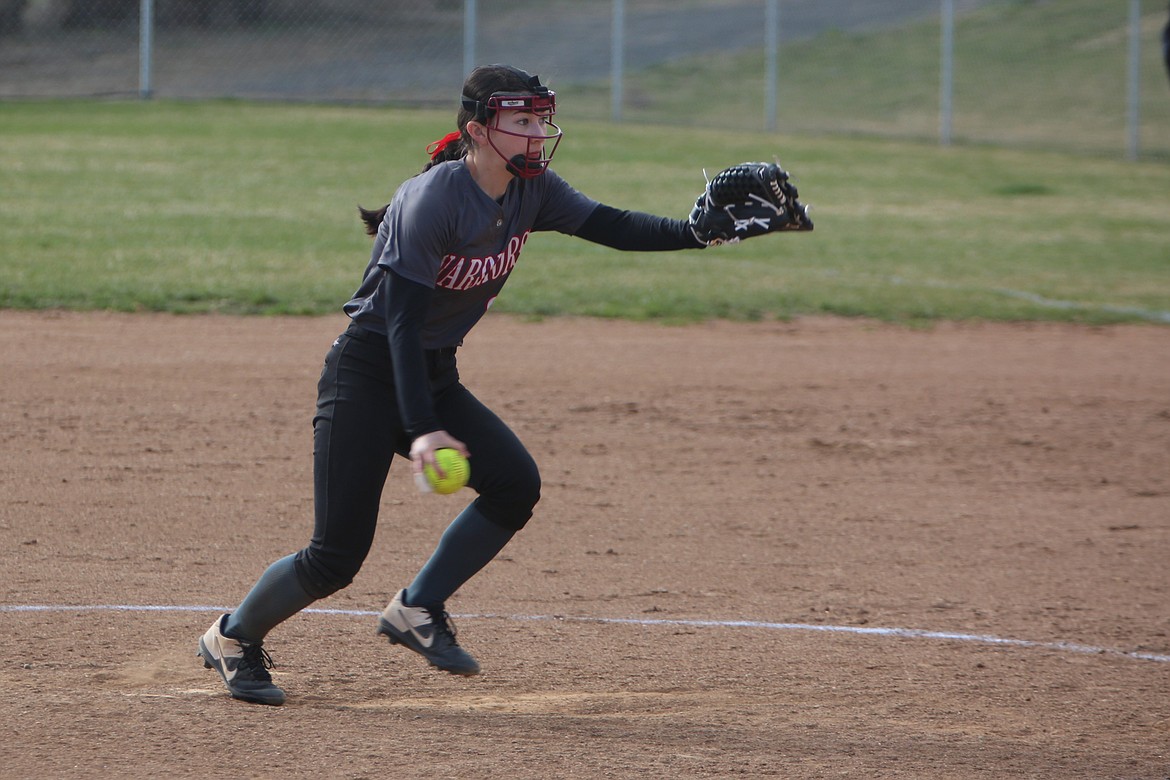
[435, 230, 532, 291]
[435, 256, 464, 288]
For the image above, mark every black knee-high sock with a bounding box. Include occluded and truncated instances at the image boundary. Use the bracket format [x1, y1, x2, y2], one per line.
[224, 554, 316, 643]
[405, 504, 515, 608]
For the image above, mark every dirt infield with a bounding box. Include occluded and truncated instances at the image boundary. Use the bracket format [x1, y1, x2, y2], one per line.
[1, 310, 1167, 778]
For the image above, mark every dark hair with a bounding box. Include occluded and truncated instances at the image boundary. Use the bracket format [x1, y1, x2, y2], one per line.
[359, 64, 540, 236]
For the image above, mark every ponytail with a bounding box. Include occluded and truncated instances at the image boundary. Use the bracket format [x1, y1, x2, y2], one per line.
[358, 204, 386, 237]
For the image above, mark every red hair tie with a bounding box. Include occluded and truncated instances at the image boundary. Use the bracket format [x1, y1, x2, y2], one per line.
[426, 130, 463, 160]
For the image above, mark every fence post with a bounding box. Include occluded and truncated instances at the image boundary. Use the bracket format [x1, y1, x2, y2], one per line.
[464, 0, 477, 79]
[611, 0, 625, 122]
[1126, 0, 1142, 160]
[764, 0, 779, 132]
[939, 0, 954, 146]
[138, 0, 154, 99]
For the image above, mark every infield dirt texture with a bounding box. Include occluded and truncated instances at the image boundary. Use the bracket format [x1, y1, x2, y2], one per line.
[1, 311, 1168, 778]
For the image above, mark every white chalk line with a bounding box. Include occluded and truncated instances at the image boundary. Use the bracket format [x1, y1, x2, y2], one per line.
[893, 276, 1170, 324]
[987, 288, 1170, 324]
[3, 603, 1168, 664]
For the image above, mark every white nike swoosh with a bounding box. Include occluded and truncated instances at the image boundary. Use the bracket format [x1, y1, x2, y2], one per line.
[205, 638, 238, 682]
[408, 622, 435, 649]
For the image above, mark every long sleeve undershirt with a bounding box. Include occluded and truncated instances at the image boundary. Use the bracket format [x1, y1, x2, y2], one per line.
[382, 268, 442, 439]
[574, 204, 705, 251]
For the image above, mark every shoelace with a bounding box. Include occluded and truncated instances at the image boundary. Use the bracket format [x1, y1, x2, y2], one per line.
[423, 606, 460, 644]
[238, 642, 277, 680]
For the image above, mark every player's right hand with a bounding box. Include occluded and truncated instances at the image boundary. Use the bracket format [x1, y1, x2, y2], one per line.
[410, 430, 470, 481]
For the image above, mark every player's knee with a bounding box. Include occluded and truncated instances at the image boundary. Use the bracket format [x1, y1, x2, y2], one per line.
[476, 457, 541, 532]
[293, 547, 363, 600]
[513, 457, 542, 514]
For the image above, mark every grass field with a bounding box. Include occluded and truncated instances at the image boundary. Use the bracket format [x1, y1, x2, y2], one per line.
[1, 98, 1168, 324]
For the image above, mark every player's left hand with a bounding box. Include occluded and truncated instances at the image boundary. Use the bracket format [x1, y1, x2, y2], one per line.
[688, 161, 813, 246]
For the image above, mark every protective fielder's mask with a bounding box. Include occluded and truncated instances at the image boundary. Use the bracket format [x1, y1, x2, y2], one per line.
[461, 75, 562, 179]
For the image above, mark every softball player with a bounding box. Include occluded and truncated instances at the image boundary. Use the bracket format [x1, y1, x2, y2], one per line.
[198, 64, 801, 705]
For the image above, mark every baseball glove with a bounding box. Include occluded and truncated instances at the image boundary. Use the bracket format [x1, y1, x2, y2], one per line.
[688, 161, 813, 246]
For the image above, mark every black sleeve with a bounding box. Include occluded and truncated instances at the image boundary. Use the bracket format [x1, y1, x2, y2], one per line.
[575, 203, 706, 251]
[381, 268, 442, 439]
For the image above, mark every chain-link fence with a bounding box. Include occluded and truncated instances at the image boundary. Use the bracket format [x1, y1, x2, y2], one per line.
[2, 0, 1168, 158]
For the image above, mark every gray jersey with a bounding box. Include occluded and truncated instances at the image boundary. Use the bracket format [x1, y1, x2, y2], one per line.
[344, 161, 598, 348]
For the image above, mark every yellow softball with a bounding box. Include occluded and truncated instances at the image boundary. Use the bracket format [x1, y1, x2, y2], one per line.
[423, 448, 470, 495]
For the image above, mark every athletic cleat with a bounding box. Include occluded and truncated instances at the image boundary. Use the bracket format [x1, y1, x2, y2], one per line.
[376, 589, 481, 676]
[198, 614, 286, 706]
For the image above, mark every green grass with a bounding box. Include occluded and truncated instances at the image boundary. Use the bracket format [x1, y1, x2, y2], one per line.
[1, 99, 1169, 324]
